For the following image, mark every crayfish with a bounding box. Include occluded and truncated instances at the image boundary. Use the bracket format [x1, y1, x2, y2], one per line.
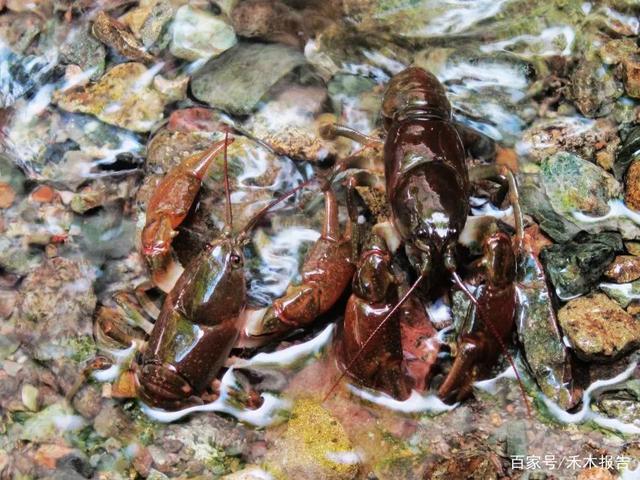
[320, 67, 531, 410]
[89, 67, 538, 414]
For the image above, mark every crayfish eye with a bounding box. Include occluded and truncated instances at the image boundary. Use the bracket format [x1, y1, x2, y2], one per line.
[230, 254, 242, 268]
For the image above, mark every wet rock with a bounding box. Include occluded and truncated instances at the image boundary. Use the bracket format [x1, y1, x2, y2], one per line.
[19, 402, 85, 443]
[93, 402, 131, 438]
[33, 444, 75, 471]
[519, 168, 582, 243]
[423, 453, 499, 480]
[0, 12, 43, 53]
[21, 383, 39, 411]
[623, 56, 640, 99]
[152, 74, 189, 103]
[70, 384, 102, 419]
[518, 117, 619, 166]
[40, 151, 96, 191]
[0, 48, 57, 108]
[614, 125, 640, 180]
[0, 182, 16, 208]
[541, 151, 622, 218]
[531, 151, 640, 239]
[604, 255, 640, 283]
[0, 290, 18, 319]
[170, 5, 237, 61]
[92, 11, 155, 64]
[191, 42, 305, 115]
[147, 469, 170, 480]
[568, 59, 622, 117]
[27, 185, 57, 204]
[59, 23, 106, 81]
[625, 159, 640, 211]
[147, 414, 258, 477]
[600, 38, 638, 66]
[121, 0, 175, 48]
[327, 73, 382, 134]
[0, 154, 25, 195]
[594, 379, 640, 429]
[14, 256, 97, 372]
[222, 466, 273, 479]
[626, 241, 640, 256]
[516, 226, 581, 410]
[540, 232, 623, 300]
[600, 279, 640, 309]
[243, 85, 333, 163]
[53, 62, 166, 132]
[119, 0, 157, 35]
[60, 112, 145, 162]
[165, 107, 226, 133]
[577, 468, 616, 480]
[265, 398, 358, 480]
[558, 293, 640, 362]
[231, 0, 305, 48]
[77, 207, 136, 261]
[0, 237, 41, 276]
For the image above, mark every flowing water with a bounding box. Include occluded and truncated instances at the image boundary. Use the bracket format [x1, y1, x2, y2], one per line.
[1, 1, 640, 479]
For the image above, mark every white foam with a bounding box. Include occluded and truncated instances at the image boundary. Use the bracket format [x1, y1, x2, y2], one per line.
[572, 199, 640, 225]
[250, 226, 320, 304]
[470, 202, 513, 219]
[347, 385, 457, 414]
[141, 324, 335, 425]
[473, 365, 517, 395]
[239, 324, 335, 367]
[362, 50, 406, 75]
[427, 297, 452, 326]
[599, 282, 640, 305]
[439, 60, 528, 94]
[325, 450, 362, 465]
[599, 6, 639, 35]
[541, 361, 640, 435]
[92, 364, 120, 382]
[53, 413, 86, 432]
[92, 343, 137, 382]
[415, 0, 509, 36]
[480, 25, 576, 57]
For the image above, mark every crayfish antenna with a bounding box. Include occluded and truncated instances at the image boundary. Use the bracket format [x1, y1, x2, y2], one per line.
[222, 130, 233, 233]
[239, 178, 316, 238]
[450, 271, 532, 418]
[323, 274, 425, 402]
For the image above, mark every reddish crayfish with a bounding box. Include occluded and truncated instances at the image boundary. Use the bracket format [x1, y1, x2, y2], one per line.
[89, 67, 535, 414]
[322, 67, 530, 410]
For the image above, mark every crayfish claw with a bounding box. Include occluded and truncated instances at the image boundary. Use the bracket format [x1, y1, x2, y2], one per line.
[137, 362, 202, 410]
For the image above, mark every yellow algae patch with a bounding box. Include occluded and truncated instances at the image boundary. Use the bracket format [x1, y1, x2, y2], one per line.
[265, 398, 359, 480]
[53, 62, 165, 132]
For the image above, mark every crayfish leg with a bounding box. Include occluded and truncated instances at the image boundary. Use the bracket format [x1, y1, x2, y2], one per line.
[398, 295, 440, 392]
[437, 335, 487, 403]
[339, 295, 409, 400]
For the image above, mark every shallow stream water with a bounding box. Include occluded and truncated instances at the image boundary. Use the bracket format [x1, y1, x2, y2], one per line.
[1, 1, 640, 479]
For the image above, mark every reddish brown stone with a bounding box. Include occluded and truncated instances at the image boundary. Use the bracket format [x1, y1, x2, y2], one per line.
[624, 57, 640, 98]
[0, 182, 15, 208]
[558, 293, 640, 361]
[29, 185, 57, 203]
[604, 255, 640, 283]
[625, 159, 640, 211]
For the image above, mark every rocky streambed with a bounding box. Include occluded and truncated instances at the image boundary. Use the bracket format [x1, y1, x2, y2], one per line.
[1, 1, 640, 479]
